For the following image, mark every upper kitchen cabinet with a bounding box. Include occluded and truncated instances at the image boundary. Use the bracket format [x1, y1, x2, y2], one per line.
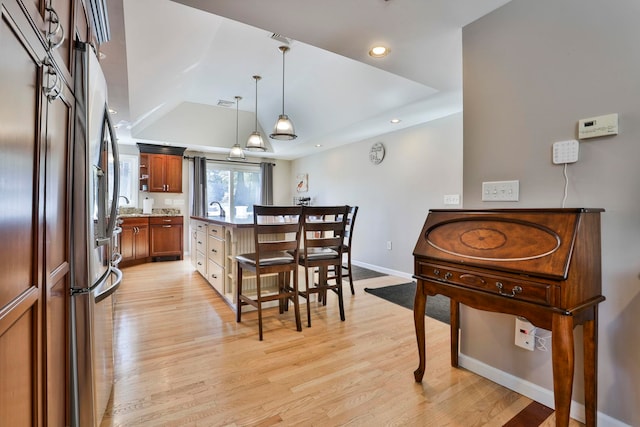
[137, 143, 186, 193]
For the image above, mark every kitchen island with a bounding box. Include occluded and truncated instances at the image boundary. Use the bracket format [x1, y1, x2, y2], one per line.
[190, 215, 279, 310]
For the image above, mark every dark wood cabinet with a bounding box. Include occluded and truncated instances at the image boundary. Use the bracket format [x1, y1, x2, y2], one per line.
[120, 217, 149, 266]
[147, 153, 183, 193]
[150, 216, 184, 259]
[137, 144, 185, 193]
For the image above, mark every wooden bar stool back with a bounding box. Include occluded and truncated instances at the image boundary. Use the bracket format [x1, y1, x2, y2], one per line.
[235, 205, 304, 340]
[298, 205, 349, 327]
[328, 205, 358, 294]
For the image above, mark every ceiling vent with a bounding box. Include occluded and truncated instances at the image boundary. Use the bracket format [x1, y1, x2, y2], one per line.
[271, 33, 291, 45]
[217, 99, 235, 108]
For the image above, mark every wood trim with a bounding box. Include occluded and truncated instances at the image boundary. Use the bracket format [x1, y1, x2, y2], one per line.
[0, 287, 39, 336]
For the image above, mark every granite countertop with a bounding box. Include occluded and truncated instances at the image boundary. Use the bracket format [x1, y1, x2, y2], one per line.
[118, 207, 182, 218]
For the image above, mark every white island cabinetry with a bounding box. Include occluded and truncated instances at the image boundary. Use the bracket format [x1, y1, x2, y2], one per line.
[190, 216, 278, 310]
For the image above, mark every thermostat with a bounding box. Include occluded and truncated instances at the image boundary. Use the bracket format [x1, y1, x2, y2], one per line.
[578, 113, 618, 139]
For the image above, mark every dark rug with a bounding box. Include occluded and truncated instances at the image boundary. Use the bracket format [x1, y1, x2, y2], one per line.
[350, 265, 387, 281]
[364, 282, 450, 324]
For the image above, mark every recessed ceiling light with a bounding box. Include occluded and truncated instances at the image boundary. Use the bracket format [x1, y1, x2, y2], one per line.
[315, 144, 322, 148]
[390, 118, 401, 124]
[369, 46, 389, 58]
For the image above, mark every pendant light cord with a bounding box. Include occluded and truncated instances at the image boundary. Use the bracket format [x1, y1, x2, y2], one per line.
[254, 76, 259, 130]
[281, 48, 286, 114]
[236, 97, 239, 144]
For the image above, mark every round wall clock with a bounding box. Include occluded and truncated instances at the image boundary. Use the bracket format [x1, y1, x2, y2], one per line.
[369, 142, 385, 164]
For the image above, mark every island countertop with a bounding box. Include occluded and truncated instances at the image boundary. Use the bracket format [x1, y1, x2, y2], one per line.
[190, 215, 254, 228]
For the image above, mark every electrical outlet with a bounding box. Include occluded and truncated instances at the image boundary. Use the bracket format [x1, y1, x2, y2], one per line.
[515, 317, 536, 351]
[482, 180, 519, 201]
[386, 241, 392, 250]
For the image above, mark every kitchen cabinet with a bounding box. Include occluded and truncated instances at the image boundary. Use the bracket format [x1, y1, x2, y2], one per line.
[0, 0, 95, 424]
[120, 217, 149, 266]
[191, 220, 207, 276]
[150, 216, 183, 259]
[137, 144, 186, 193]
[148, 153, 183, 192]
[207, 224, 225, 294]
[189, 216, 279, 309]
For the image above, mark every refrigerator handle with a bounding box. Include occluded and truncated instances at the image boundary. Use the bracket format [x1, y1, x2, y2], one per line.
[104, 108, 120, 239]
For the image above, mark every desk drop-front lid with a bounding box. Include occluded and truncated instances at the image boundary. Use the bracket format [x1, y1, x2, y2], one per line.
[413, 209, 603, 281]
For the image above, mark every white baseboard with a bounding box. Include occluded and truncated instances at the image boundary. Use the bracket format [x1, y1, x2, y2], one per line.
[458, 354, 630, 427]
[351, 260, 413, 281]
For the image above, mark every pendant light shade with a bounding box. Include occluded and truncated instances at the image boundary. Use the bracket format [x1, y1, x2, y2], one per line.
[269, 46, 297, 140]
[246, 75, 266, 151]
[227, 96, 246, 161]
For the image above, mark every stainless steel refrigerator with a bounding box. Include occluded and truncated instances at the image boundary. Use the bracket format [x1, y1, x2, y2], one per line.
[70, 41, 122, 427]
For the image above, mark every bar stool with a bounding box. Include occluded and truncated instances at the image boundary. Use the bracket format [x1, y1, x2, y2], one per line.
[236, 205, 304, 340]
[297, 205, 349, 327]
[327, 205, 358, 294]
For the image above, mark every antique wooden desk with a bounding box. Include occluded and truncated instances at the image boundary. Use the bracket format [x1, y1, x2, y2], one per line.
[412, 209, 604, 427]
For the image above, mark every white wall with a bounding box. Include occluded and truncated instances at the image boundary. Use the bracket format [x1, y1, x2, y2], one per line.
[292, 113, 463, 275]
[462, 1, 639, 425]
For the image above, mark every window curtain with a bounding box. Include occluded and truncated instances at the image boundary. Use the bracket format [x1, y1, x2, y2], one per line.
[260, 162, 274, 205]
[191, 156, 207, 216]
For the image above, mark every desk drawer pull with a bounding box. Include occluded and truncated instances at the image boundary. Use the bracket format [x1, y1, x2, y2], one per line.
[444, 272, 453, 280]
[496, 282, 522, 298]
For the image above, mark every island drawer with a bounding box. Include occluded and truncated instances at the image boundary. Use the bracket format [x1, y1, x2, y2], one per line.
[208, 235, 225, 265]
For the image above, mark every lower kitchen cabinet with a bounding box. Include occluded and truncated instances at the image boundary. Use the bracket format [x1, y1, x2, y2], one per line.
[150, 216, 183, 259]
[207, 224, 225, 295]
[191, 220, 207, 276]
[120, 217, 149, 266]
[120, 215, 183, 267]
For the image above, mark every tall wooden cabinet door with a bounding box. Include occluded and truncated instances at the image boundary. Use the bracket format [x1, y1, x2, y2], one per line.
[164, 154, 183, 193]
[43, 72, 73, 427]
[0, 1, 48, 426]
[148, 154, 167, 192]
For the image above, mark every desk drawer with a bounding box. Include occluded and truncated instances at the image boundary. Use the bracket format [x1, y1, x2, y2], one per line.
[417, 261, 557, 306]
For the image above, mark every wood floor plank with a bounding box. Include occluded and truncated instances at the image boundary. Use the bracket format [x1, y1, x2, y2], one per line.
[100, 260, 582, 427]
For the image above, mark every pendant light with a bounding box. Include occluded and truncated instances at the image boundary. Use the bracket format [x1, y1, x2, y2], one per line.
[246, 75, 266, 151]
[269, 45, 297, 140]
[227, 96, 246, 161]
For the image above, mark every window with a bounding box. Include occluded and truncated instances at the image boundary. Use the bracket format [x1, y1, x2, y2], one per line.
[118, 153, 138, 207]
[206, 162, 261, 218]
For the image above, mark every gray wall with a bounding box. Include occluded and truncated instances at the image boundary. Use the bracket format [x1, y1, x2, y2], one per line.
[463, 0, 639, 425]
[292, 113, 463, 276]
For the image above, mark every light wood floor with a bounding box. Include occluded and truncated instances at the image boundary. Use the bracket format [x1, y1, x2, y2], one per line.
[101, 260, 583, 427]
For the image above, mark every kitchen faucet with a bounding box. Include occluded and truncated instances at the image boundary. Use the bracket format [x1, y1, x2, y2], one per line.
[118, 195, 130, 205]
[209, 201, 226, 217]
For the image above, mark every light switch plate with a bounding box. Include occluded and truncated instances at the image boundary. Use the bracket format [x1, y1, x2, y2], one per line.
[552, 139, 579, 164]
[482, 180, 519, 201]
